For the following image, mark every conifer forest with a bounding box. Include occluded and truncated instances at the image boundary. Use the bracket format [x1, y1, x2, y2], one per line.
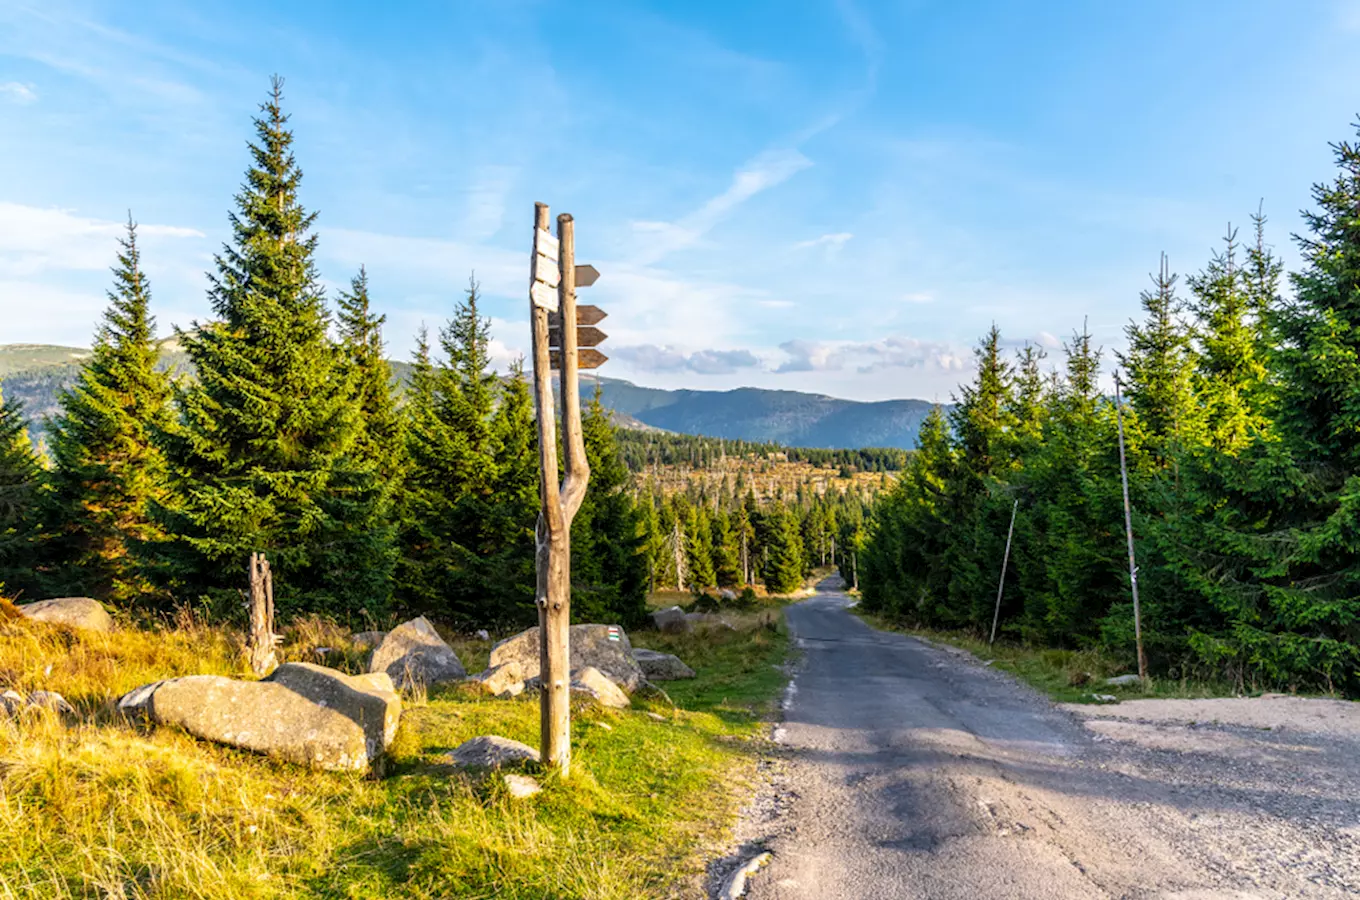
[861, 122, 1360, 697]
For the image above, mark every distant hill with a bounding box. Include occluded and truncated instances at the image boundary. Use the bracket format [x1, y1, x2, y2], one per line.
[582, 375, 936, 449]
[1, 343, 940, 449]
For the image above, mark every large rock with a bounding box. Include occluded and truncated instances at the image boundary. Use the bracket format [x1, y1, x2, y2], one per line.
[633, 648, 696, 681]
[468, 661, 525, 698]
[368, 617, 466, 690]
[118, 663, 401, 771]
[447, 735, 539, 769]
[1, 690, 24, 717]
[17, 597, 113, 632]
[490, 624, 644, 692]
[651, 606, 690, 634]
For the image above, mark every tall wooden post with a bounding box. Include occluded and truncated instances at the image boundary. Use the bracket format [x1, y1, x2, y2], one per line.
[989, 499, 1019, 646]
[1113, 373, 1149, 681]
[246, 552, 276, 677]
[529, 203, 591, 775]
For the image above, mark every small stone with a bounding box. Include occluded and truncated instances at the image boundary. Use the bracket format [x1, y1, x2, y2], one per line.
[502, 773, 542, 799]
[1090, 694, 1119, 703]
[351, 631, 386, 651]
[1104, 674, 1142, 687]
[468, 661, 525, 698]
[447, 735, 539, 770]
[594, 722, 613, 731]
[1, 690, 24, 716]
[27, 691, 75, 714]
[633, 648, 696, 681]
[651, 606, 690, 633]
[571, 666, 631, 709]
[646, 712, 667, 722]
[475, 629, 490, 641]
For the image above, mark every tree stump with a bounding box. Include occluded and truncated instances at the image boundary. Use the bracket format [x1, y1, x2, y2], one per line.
[247, 552, 277, 676]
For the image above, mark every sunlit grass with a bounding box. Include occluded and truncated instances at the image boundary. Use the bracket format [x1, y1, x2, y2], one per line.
[0, 607, 788, 899]
[854, 611, 1239, 704]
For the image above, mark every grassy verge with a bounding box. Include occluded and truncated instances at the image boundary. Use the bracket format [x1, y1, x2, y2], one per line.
[0, 610, 789, 899]
[852, 610, 1236, 704]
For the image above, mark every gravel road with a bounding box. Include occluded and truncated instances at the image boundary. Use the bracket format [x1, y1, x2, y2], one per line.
[739, 578, 1360, 899]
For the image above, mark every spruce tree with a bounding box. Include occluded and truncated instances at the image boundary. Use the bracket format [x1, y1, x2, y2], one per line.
[0, 388, 41, 598]
[571, 394, 647, 625]
[686, 503, 717, 590]
[43, 217, 172, 606]
[1240, 121, 1360, 691]
[760, 502, 805, 594]
[336, 267, 404, 482]
[1120, 256, 1199, 463]
[711, 506, 741, 588]
[152, 78, 390, 619]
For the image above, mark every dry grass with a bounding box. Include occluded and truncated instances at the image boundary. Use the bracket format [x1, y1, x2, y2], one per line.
[0, 610, 788, 899]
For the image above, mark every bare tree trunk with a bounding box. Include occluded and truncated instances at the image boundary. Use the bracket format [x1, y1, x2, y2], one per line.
[1114, 373, 1149, 682]
[246, 552, 276, 677]
[989, 499, 1019, 646]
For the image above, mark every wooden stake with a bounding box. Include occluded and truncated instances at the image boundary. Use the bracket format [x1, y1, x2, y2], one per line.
[1113, 372, 1149, 681]
[989, 499, 1019, 646]
[529, 204, 591, 775]
[246, 552, 276, 677]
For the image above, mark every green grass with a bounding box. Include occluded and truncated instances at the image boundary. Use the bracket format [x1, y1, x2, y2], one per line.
[0, 608, 789, 899]
[853, 610, 1237, 704]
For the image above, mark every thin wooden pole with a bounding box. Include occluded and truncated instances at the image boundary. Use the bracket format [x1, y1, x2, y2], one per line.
[530, 203, 567, 773]
[1113, 373, 1149, 681]
[989, 499, 1019, 646]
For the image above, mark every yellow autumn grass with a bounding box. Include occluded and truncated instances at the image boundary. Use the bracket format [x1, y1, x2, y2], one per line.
[0, 608, 787, 899]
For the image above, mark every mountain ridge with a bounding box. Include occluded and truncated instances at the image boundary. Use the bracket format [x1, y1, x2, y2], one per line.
[0, 343, 939, 449]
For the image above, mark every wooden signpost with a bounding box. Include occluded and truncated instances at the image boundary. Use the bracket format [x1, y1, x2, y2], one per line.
[528, 202, 607, 775]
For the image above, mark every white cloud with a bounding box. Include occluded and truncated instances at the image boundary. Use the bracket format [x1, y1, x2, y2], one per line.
[901, 291, 934, 304]
[611, 344, 760, 375]
[776, 335, 968, 374]
[0, 203, 204, 278]
[0, 81, 36, 104]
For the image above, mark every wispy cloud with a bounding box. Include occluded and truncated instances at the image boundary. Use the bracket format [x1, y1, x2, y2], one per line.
[794, 232, 853, 250]
[0, 203, 204, 278]
[629, 148, 813, 264]
[0, 81, 36, 104]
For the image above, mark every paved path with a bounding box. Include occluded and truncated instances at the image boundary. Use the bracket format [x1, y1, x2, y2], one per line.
[744, 578, 1359, 899]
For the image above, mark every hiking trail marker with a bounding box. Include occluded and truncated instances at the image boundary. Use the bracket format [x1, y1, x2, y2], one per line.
[528, 202, 608, 776]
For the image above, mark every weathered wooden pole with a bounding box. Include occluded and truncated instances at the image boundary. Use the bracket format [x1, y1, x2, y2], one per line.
[988, 499, 1019, 646]
[528, 203, 591, 775]
[246, 552, 276, 676]
[1113, 372, 1149, 681]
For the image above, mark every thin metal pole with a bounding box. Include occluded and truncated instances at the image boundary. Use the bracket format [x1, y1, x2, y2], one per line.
[1113, 372, 1148, 681]
[989, 499, 1019, 645]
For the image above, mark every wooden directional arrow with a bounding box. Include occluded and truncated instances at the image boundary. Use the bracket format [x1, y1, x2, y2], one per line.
[575, 264, 600, 287]
[550, 348, 608, 370]
[549, 325, 607, 348]
[574, 304, 607, 326]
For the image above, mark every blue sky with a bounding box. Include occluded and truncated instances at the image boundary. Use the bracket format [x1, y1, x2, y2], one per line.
[2, 0, 1359, 402]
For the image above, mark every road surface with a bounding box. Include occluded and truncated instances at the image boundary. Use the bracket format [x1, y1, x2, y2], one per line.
[742, 578, 1359, 899]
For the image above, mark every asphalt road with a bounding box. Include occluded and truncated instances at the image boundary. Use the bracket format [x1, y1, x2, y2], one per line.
[743, 578, 1359, 900]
